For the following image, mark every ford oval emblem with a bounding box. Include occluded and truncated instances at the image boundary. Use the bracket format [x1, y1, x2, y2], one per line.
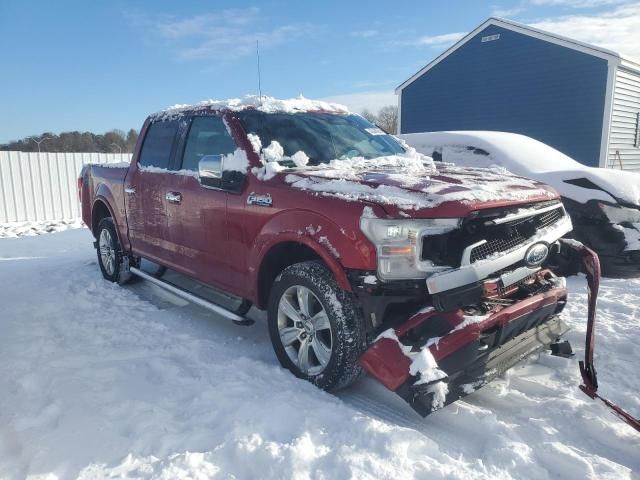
[524, 242, 549, 267]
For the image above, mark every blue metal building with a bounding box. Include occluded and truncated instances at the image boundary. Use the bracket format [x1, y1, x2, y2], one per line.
[397, 18, 640, 171]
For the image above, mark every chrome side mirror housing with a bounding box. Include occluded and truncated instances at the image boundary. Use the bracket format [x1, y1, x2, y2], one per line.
[198, 154, 224, 188]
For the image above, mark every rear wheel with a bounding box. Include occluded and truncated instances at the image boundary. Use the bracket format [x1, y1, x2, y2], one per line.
[268, 261, 365, 391]
[96, 217, 132, 284]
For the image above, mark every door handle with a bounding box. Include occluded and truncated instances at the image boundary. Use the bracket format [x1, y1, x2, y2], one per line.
[166, 191, 182, 204]
[125, 186, 136, 194]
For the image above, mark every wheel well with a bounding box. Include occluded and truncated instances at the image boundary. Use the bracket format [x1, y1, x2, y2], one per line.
[91, 200, 111, 236]
[257, 242, 322, 309]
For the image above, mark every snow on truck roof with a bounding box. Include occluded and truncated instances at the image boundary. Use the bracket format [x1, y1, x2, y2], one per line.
[150, 95, 350, 121]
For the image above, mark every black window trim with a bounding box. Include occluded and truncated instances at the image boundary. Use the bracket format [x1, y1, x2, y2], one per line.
[138, 117, 181, 171]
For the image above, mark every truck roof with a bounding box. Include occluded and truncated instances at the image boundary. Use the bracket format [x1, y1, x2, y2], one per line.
[149, 95, 350, 122]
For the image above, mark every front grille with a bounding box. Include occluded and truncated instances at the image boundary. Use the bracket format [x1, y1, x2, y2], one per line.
[470, 235, 529, 263]
[469, 206, 564, 263]
[421, 201, 565, 268]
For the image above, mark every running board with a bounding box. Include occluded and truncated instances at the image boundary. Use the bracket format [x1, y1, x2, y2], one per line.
[129, 267, 254, 326]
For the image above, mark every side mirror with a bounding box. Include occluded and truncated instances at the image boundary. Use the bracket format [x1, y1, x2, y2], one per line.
[198, 154, 224, 188]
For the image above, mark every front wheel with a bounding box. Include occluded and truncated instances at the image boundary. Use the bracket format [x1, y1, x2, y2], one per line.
[268, 261, 366, 391]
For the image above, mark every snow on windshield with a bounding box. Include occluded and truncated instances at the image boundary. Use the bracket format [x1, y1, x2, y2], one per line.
[401, 131, 640, 206]
[237, 110, 405, 165]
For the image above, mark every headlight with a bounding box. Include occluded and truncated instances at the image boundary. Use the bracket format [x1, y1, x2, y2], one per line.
[599, 203, 640, 224]
[360, 217, 460, 280]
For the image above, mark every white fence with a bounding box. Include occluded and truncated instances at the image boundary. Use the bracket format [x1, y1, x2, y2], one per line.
[0, 152, 132, 223]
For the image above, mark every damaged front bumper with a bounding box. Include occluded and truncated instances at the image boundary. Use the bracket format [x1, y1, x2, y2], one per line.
[358, 273, 569, 416]
[358, 240, 640, 433]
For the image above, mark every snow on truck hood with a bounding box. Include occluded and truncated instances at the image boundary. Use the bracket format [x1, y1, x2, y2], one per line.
[400, 131, 640, 207]
[282, 151, 558, 215]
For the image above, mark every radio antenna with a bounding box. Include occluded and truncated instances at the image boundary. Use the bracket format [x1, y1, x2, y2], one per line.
[256, 40, 263, 105]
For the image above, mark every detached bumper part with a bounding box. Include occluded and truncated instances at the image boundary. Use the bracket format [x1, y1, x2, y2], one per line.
[358, 287, 569, 417]
[561, 239, 640, 432]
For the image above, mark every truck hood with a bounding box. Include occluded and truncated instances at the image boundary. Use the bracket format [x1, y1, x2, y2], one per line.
[281, 155, 558, 218]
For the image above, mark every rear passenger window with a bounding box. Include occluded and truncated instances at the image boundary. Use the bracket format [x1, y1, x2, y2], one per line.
[181, 116, 237, 172]
[138, 120, 178, 169]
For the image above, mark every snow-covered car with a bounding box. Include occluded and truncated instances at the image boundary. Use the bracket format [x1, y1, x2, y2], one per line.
[400, 131, 640, 277]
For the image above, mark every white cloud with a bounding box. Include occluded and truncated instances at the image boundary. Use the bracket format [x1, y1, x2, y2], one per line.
[491, 5, 527, 17]
[133, 8, 312, 61]
[530, 3, 640, 58]
[319, 90, 397, 114]
[156, 8, 260, 39]
[395, 3, 639, 60]
[414, 32, 465, 47]
[350, 30, 379, 38]
[529, 0, 627, 8]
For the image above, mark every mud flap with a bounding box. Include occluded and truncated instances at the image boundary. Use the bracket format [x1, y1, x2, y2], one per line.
[560, 239, 640, 433]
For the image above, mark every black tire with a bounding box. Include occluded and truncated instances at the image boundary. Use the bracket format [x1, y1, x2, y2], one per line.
[95, 217, 131, 284]
[268, 261, 366, 391]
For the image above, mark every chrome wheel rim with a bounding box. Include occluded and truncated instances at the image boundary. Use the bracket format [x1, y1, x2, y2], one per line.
[277, 285, 333, 375]
[99, 229, 116, 276]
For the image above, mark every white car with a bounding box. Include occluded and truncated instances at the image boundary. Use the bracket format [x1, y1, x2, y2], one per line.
[400, 131, 640, 277]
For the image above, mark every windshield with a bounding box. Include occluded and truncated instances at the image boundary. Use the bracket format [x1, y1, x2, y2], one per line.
[236, 111, 405, 165]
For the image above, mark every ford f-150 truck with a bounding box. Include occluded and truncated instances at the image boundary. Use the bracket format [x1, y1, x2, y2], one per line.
[78, 96, 605, 417]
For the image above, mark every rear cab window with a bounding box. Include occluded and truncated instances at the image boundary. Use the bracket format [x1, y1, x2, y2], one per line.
[138, 120, 179, 169]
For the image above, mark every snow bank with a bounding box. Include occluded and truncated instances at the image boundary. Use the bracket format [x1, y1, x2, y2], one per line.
[401, 131, 640, 206]
[151, 95, 349, 122]
[1, 231, 639, 479]
[0, 219, 84, 238]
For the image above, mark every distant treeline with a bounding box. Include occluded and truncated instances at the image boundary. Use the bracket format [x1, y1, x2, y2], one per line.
[0, 129, 139, 153]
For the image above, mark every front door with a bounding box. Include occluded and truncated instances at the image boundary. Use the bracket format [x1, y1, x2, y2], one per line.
[165, 115, 239, 290]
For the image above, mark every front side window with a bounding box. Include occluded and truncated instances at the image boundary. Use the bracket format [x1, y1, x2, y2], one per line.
[138, 120, 178, 169]
[236, 111, 405, 165]
[181, 116, 237, 172]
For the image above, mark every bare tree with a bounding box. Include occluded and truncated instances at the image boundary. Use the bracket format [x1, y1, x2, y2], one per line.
[360, 109, 378, 124]
[376, 105, 398, 134]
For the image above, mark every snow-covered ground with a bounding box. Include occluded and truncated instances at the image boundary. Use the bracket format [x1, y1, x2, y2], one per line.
[0, 219, 84, 239]
[0, 229, 638, 479]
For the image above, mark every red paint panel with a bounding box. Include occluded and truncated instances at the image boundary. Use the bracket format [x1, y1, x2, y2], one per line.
[357, 338, 412, 391]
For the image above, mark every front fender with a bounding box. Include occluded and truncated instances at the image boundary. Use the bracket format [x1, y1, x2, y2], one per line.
[249, 209, 377, 294]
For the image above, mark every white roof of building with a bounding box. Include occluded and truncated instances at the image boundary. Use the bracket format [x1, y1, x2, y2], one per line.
[396, 17, 640, 93]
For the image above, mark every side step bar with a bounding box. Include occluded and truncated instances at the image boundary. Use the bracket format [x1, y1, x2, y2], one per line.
[129, 267, 254, 326]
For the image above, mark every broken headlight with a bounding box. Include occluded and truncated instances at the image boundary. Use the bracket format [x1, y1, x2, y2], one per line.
[360, 217, 461, 280]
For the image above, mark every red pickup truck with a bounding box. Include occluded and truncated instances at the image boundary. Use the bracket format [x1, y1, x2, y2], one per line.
[78, 96, 586, 416]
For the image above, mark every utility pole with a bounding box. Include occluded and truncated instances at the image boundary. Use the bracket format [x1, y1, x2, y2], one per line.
[29, 136, 51, 154]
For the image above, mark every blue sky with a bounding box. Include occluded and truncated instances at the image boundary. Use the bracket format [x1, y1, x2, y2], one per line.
[1, 0, 638, 143]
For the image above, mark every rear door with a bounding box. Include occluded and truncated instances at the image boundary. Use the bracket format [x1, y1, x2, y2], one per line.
[165, 114, 240, 289]
[125, 118, 180, 264]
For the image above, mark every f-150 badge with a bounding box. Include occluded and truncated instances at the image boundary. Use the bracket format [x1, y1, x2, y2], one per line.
[247, 193, 273, 207]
